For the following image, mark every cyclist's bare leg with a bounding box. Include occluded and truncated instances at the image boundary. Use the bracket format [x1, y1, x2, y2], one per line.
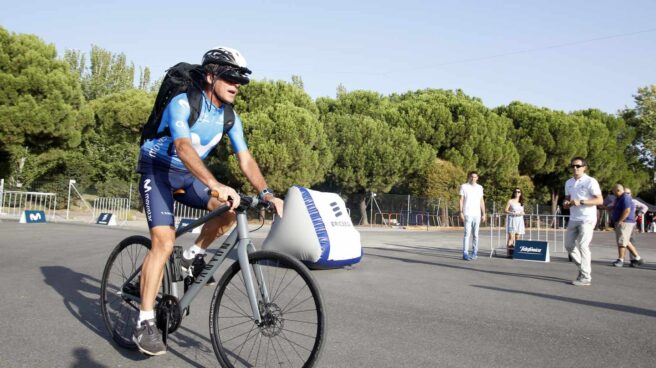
[191, 197, 237, 250]
[140, 225, 176, 311]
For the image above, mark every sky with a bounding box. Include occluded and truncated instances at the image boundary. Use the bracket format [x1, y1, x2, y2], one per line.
[1, 0, 655, 113]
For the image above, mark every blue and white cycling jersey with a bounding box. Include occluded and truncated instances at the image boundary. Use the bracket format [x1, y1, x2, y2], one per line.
[138, 93, 248, 173]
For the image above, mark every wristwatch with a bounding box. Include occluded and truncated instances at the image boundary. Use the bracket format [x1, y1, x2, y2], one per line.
[580, 200, 585, 206]
[258, 188, 274, 200]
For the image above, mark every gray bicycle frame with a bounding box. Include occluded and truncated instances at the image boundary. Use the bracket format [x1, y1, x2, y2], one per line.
[172, 211, 271, 323]
[119, 206, 271, 324]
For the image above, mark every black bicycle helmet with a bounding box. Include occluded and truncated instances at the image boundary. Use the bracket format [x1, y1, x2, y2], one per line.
[202, 46, 252, 85]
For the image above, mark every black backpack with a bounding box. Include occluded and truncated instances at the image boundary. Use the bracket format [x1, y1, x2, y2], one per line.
[140, 62, 235, 145]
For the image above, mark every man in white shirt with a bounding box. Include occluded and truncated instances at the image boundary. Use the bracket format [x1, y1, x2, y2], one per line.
[459, 171, 486, 260]
[563, 157, 603, 286]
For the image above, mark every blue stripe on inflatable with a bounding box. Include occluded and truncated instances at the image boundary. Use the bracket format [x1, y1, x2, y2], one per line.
[303, 249, 363, 269]
[296, 186, 331, 264]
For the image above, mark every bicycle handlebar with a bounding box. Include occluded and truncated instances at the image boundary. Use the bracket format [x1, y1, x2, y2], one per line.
[235, 195, 273, 212]
[174, 194, 271, 237]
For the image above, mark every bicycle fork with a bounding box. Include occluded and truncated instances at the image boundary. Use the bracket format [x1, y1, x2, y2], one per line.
[235, 212, 271, 325]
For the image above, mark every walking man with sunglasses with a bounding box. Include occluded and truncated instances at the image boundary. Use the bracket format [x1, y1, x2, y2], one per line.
[563, 157, 603, 286]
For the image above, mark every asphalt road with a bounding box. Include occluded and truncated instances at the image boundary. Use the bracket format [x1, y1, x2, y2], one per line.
[0, 221, 655, 367]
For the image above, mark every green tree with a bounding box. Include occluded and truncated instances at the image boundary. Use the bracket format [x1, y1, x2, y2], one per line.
[212, 80, 332, 195]
[236, 79, 317, 114]
[498, 102, 646, 212]
[496, 102, 583, 211]
[213, 103, 332, 194]
[316, 90, 389, 121]
[138, 66, 151, 91]
[389, 89, 520, 203]
[0, 26, 92, 181]
[323, 113, 434, 224]
[84, 89, 154, 189]
[291, 75, 304, 90]
[624, 85, 656, 170]
[64, 45, 137, 100]
[574, 109, 649, 193]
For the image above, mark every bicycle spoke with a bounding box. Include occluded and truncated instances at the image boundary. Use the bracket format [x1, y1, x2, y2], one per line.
[281, 308, 318, 316]
[272, 333, 294, 366]
[270, 268, 290, 303]
[245, 330, 261, 364]
[222, 324, 257, 345]
[254, 330, 264, 367]
[222, 290, 253, 319]
[281, 318, 317, 325]
[276, 332, 308, 365]
[219, 318, 255, 331]
[283, 294, 314, 314]
[232, 325, 259, 365]
[281, 328, 319, 343]
[273, 273, 301, 305]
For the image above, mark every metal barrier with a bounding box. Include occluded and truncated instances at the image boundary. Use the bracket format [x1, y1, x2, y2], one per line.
[174, 202, 208, 221]
[373, 212, 400, 226]
[92, 197, 130, 224]
[489, 213, 568, 257]
[0, 190, 57, 220]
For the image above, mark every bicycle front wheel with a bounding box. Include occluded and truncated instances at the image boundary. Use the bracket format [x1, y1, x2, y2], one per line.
[210, 250, 326, 368]
[100, 235, 170, 349]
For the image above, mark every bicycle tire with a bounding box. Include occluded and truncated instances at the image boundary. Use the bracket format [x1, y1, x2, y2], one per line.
[209, 250, 326, 368]
[100, 235, 171, 349]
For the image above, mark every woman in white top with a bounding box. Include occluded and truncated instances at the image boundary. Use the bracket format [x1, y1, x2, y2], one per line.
[504, 188, 525, 258]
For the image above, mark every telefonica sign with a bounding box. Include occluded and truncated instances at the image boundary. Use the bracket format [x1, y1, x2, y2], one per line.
[513, 240, 550, 262]
[518, 246, 543, 254]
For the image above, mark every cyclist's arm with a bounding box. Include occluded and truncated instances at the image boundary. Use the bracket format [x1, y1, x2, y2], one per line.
[236, 150, 270, 196]
[236, 150, 283, 217]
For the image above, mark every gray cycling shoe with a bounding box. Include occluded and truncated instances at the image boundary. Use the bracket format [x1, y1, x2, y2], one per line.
[133, 318, 166, 356]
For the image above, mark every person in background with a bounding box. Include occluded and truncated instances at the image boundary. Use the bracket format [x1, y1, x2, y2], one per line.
[504, 188, 525, 258]
[647, 211, 655, 232]
[600, 190, 616, 230]
[626, 188, 648, 232]
[459, 171, 486, 261]
[563, 157, 603, 286]
[610, 184, 644, 267]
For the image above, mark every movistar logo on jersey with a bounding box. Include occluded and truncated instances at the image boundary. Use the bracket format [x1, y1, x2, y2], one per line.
[191, 132, 222, 158]
[144, 179, 152, 193]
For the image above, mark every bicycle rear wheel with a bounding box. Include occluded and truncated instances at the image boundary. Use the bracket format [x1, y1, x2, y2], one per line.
[100, 235, 170, 349]
[210, 250, 326, 368]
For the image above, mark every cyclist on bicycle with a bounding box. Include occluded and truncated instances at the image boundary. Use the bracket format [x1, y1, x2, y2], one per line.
[134, 46, 284, 356]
